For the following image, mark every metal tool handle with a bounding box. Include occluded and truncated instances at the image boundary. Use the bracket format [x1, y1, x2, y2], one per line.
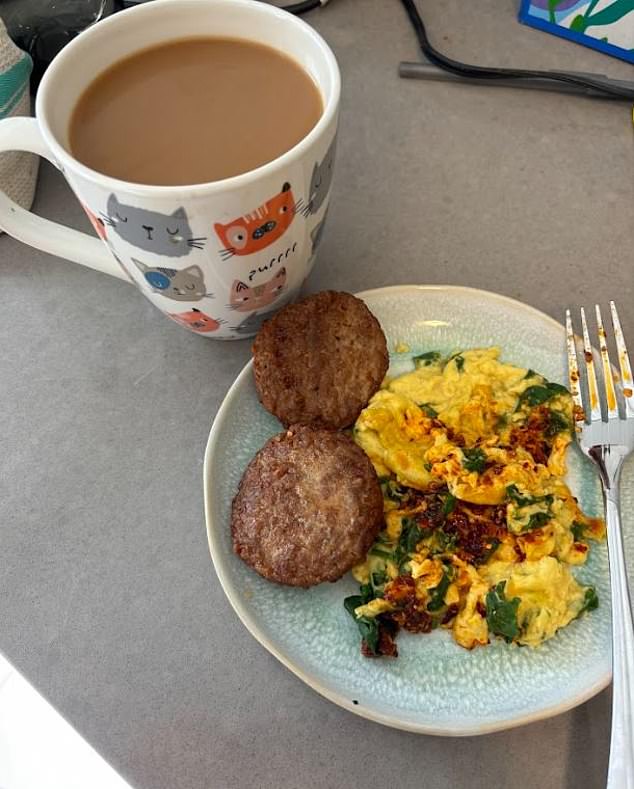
[599, 457, 634, 789]
[398, 62, 633, 100]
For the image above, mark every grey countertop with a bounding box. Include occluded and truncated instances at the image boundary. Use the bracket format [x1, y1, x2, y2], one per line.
[1, 1, 633, 787]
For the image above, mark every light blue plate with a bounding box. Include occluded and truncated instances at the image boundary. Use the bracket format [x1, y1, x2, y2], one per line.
[204, 285, 634, 735]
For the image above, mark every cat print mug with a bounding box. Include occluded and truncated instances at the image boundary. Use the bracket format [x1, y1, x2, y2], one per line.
[0, 0, 340, 339]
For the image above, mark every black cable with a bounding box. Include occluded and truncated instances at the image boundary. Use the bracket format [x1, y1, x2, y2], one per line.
[282, 0, 321, 14]
[399, 0, 634, 101]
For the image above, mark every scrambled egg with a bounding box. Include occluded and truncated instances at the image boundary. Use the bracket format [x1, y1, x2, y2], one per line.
[345, 348, 604, 655]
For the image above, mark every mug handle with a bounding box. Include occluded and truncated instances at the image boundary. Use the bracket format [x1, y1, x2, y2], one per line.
[0, 117, 128, 281]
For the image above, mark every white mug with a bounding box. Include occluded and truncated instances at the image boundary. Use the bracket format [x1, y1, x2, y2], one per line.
[0, 0, 340, 339]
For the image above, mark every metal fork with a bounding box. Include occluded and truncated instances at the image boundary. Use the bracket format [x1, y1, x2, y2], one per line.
[566, 302, 634, 789]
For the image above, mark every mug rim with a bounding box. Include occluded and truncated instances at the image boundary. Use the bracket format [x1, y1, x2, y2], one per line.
[35, 0, 341, 196]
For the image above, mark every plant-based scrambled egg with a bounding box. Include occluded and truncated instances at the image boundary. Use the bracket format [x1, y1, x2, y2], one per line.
[344, 348, 604, 657]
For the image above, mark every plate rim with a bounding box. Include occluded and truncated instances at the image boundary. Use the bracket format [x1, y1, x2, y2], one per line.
[203, 284, 610, 736]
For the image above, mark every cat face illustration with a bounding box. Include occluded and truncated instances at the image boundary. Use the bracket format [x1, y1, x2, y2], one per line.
[305, 137, 336, 216]
[168, 308, 221, 333]
[229, 267, 287, 313]
[230, 287, 297, 336]
[104, 195, 205, 257]
[82, 204, 108, 241]
[214, 183, 296, 259]
[132, 259, 210, 301]
[230, 310, 276, 337]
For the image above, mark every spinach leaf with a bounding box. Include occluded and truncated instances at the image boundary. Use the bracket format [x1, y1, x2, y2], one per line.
[424, 462, 433, 472]
[506, 485, 553, 509]
[435, 529, 457, 554]
[369, 546, 393, 559]
[496, 414, 509, 430]
[379, 477, 407, 503]
[344, 584, 382, 653]
[485, 581, 521, 641]
[506, 484, 532, 507]
[545, 381, 569, 396]
[372, 570, 388, 588]
[571, 521, 586, 542]
[343, 594, 364, 620]
[524, 369, 537, 380]
[546, 410, 569, 437]
[518, 381, 569, 408]
[442, 493, 457, 516]
[392, 544, 407, 570]
[580, 586, 599, 614]
[480, 538, 501, 563]
[357, 617, 380, 654]
[343, 596, 363, 618]
[507, 485, 553, 531]
[427, 570, 451, 612]
[525, 511, 550, 531]
[452, 354, 465, 372]
[399, 517, 429, 554]
[413, 351, 441, 368]
[343, 583, 374, 617]
[519, 385, 552, 407]
[419, 403, 438, 418]
[463, 447, 487, 473]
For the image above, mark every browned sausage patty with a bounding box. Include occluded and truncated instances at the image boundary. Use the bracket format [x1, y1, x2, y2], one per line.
[252, 291, 388, 429]
[231, 425, 384, 587]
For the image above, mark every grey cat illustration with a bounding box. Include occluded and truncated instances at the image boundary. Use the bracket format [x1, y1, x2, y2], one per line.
[103, 195, 206, 257]
[132, 258, 212, 301]
[304, 137, 336, 216]
[231, 310, 275, 336]
[310, 210, 328, 254]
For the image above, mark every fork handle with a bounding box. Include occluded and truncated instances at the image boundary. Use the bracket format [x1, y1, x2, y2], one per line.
[604, 490, 634, 789]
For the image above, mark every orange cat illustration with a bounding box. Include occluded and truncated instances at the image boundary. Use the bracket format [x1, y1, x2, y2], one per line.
[215, 182, 296, 259]
[167, 308, 222, 333]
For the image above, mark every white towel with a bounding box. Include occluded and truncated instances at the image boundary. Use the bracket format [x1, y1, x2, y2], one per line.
[0, 17, 39, 231]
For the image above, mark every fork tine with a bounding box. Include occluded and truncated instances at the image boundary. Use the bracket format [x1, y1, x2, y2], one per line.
[610, 301, 634, 418]
[595, 305, 619, 419]
[565, 309, 584, 419]
[580, 307, 602, 421]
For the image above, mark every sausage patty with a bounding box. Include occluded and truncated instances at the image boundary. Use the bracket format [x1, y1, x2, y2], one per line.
[231, 424, 384, 587]
[252, 291, 388, 429]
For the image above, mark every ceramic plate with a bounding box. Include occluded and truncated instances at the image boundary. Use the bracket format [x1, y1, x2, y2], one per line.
[204, 285, 633, 736]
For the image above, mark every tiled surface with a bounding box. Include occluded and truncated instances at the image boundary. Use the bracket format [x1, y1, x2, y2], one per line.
[0, 654, 132, 789]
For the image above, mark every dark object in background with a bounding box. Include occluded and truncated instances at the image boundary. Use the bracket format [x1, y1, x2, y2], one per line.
[1, 0, 119, 93]
[120, 0, 327, 9]
[0, 0, 321, 93]
[398, 0, 634, 101]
